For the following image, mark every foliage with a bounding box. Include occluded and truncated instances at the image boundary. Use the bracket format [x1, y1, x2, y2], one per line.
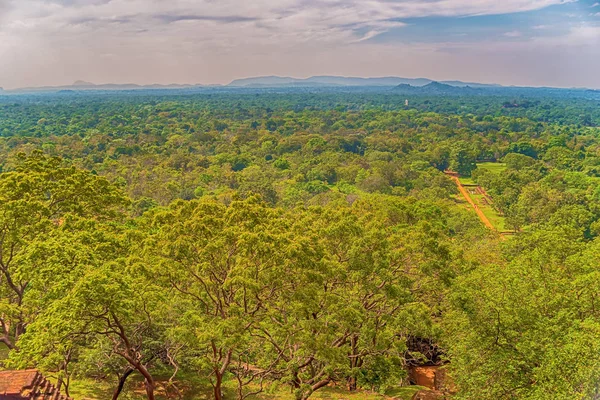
[1, 90, 600, 399]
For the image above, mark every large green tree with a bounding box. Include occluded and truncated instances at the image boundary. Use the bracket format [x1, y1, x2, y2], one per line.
[140, 196, 295, 400]
[0, 152, 126, 350]
[445, 228, 600, 399]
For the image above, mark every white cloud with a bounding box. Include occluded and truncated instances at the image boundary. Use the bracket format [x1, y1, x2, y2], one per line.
[504, 30, 522, 37]
[565, 25, 600, 42]
[531, 25, 600, 46]
[0, 0, 575, 41]
[0, 0, 592, 88]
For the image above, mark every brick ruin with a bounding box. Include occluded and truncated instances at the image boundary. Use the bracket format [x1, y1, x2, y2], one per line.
[0, 370, 71, 400]
[405, 337, 455, 400]
[409, 366, 454, 399]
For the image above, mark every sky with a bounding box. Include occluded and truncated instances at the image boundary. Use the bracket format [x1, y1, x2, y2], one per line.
[0, 0, 599, 89]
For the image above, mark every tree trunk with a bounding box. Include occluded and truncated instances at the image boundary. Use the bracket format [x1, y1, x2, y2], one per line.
[211, 345, 231, 400]
[14, 322, 24, 343]
[144, 378, 155, 400]
[291, 370, 301, 389]
[133, 362, 155, 400]
[300, 379, 330, 400]
[347, 376, 357, 391]
[347, 334, 359, 391]
[57, 377, 64, 394]
[58, 356, 72, 398]
[65, 374, 71, 398]
[213, 372, 223, 400]
[0, 336, 15, 350]
[112, 368, 135, 400]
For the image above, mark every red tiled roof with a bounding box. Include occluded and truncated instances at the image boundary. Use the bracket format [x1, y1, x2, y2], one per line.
[0, 370, 38, 395]
[0, 370, 71, 399]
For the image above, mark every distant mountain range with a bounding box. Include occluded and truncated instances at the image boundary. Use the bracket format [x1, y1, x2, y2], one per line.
[8, 81, 208, 93]
[1, 76, 596, 94]
[227, 75, 500, 88]
[394, 81, 485, 94]
[1, 76, 504, 93]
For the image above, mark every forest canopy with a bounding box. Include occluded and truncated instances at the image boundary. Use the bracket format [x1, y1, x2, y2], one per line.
[1, 89, 600, 400]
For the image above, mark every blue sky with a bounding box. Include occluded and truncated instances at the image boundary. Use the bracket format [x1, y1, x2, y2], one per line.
[374, 0, 599, 44]
[0, 0, 598, 89]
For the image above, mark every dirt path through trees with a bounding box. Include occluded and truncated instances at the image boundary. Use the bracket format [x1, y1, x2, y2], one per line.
[446, 173, 496, 230]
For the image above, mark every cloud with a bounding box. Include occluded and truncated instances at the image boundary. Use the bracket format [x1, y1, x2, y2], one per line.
[0, 0, 574, 39]
[504, 30, 522, 37]
[505, 25, 600, 52]
[155, 14, 259, 24]
[565, 25, 600, 43]
[48, 0, 113, 6]
[0, 0, 594, 89]
[0, 0, 14, 20]
[68, 15, 132, 26]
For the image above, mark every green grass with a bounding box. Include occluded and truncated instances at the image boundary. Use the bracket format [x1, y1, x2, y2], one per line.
[385, 386, 428, 399]
[476, 162, 507, 174]
[0, 345, 9, 358]
[249, 385, 417, 400]
[0, 343, 9, 365]
[458, 162, 506, 185]
[67, 375, 423, 400]
[69, 379, 125, 400]
[451, 188, 509, 232]
[470, 191, 507, 231]
[453, 163, 511, 232]
[69, 372, 211, 400]
[458, 177, 476, 185]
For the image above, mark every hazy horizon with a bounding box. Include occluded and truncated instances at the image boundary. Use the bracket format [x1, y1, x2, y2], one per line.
[1, 0, 599, 90]
[4, 74, 599, 91]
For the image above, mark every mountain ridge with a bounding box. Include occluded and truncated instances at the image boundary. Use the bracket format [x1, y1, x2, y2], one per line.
[6, 82, 212, 93]
[227, 75, 501, 88]
[1, 76, 597, 94]
[394, 81, 485, 94]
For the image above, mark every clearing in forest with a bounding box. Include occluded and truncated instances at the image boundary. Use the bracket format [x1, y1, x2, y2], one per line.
[447, 163, 510, 233]
[447, 172, 495, 230]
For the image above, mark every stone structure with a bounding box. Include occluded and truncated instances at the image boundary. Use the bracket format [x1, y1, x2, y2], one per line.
[409, 366, 453, 391]
[0, 370, 70, 400]
[409, 366, 454, 400]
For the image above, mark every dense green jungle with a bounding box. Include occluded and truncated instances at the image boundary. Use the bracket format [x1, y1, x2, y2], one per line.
[1, 88, 600, 400]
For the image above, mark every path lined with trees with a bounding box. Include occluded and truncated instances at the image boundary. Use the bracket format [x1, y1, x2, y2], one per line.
[445, 171, 495, 230]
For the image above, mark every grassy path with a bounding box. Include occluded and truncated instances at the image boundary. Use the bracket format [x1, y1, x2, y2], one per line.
[446, 172, 496, 230]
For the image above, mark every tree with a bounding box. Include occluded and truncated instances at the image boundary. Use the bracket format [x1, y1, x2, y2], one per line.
[449, 142, 476, 177]
[0, 152, 126, 351]
[10, 218, 167, 400]
[444, 227, 600, 399]
[252, 198, 446, 399]
[140, 197, 292, 400]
